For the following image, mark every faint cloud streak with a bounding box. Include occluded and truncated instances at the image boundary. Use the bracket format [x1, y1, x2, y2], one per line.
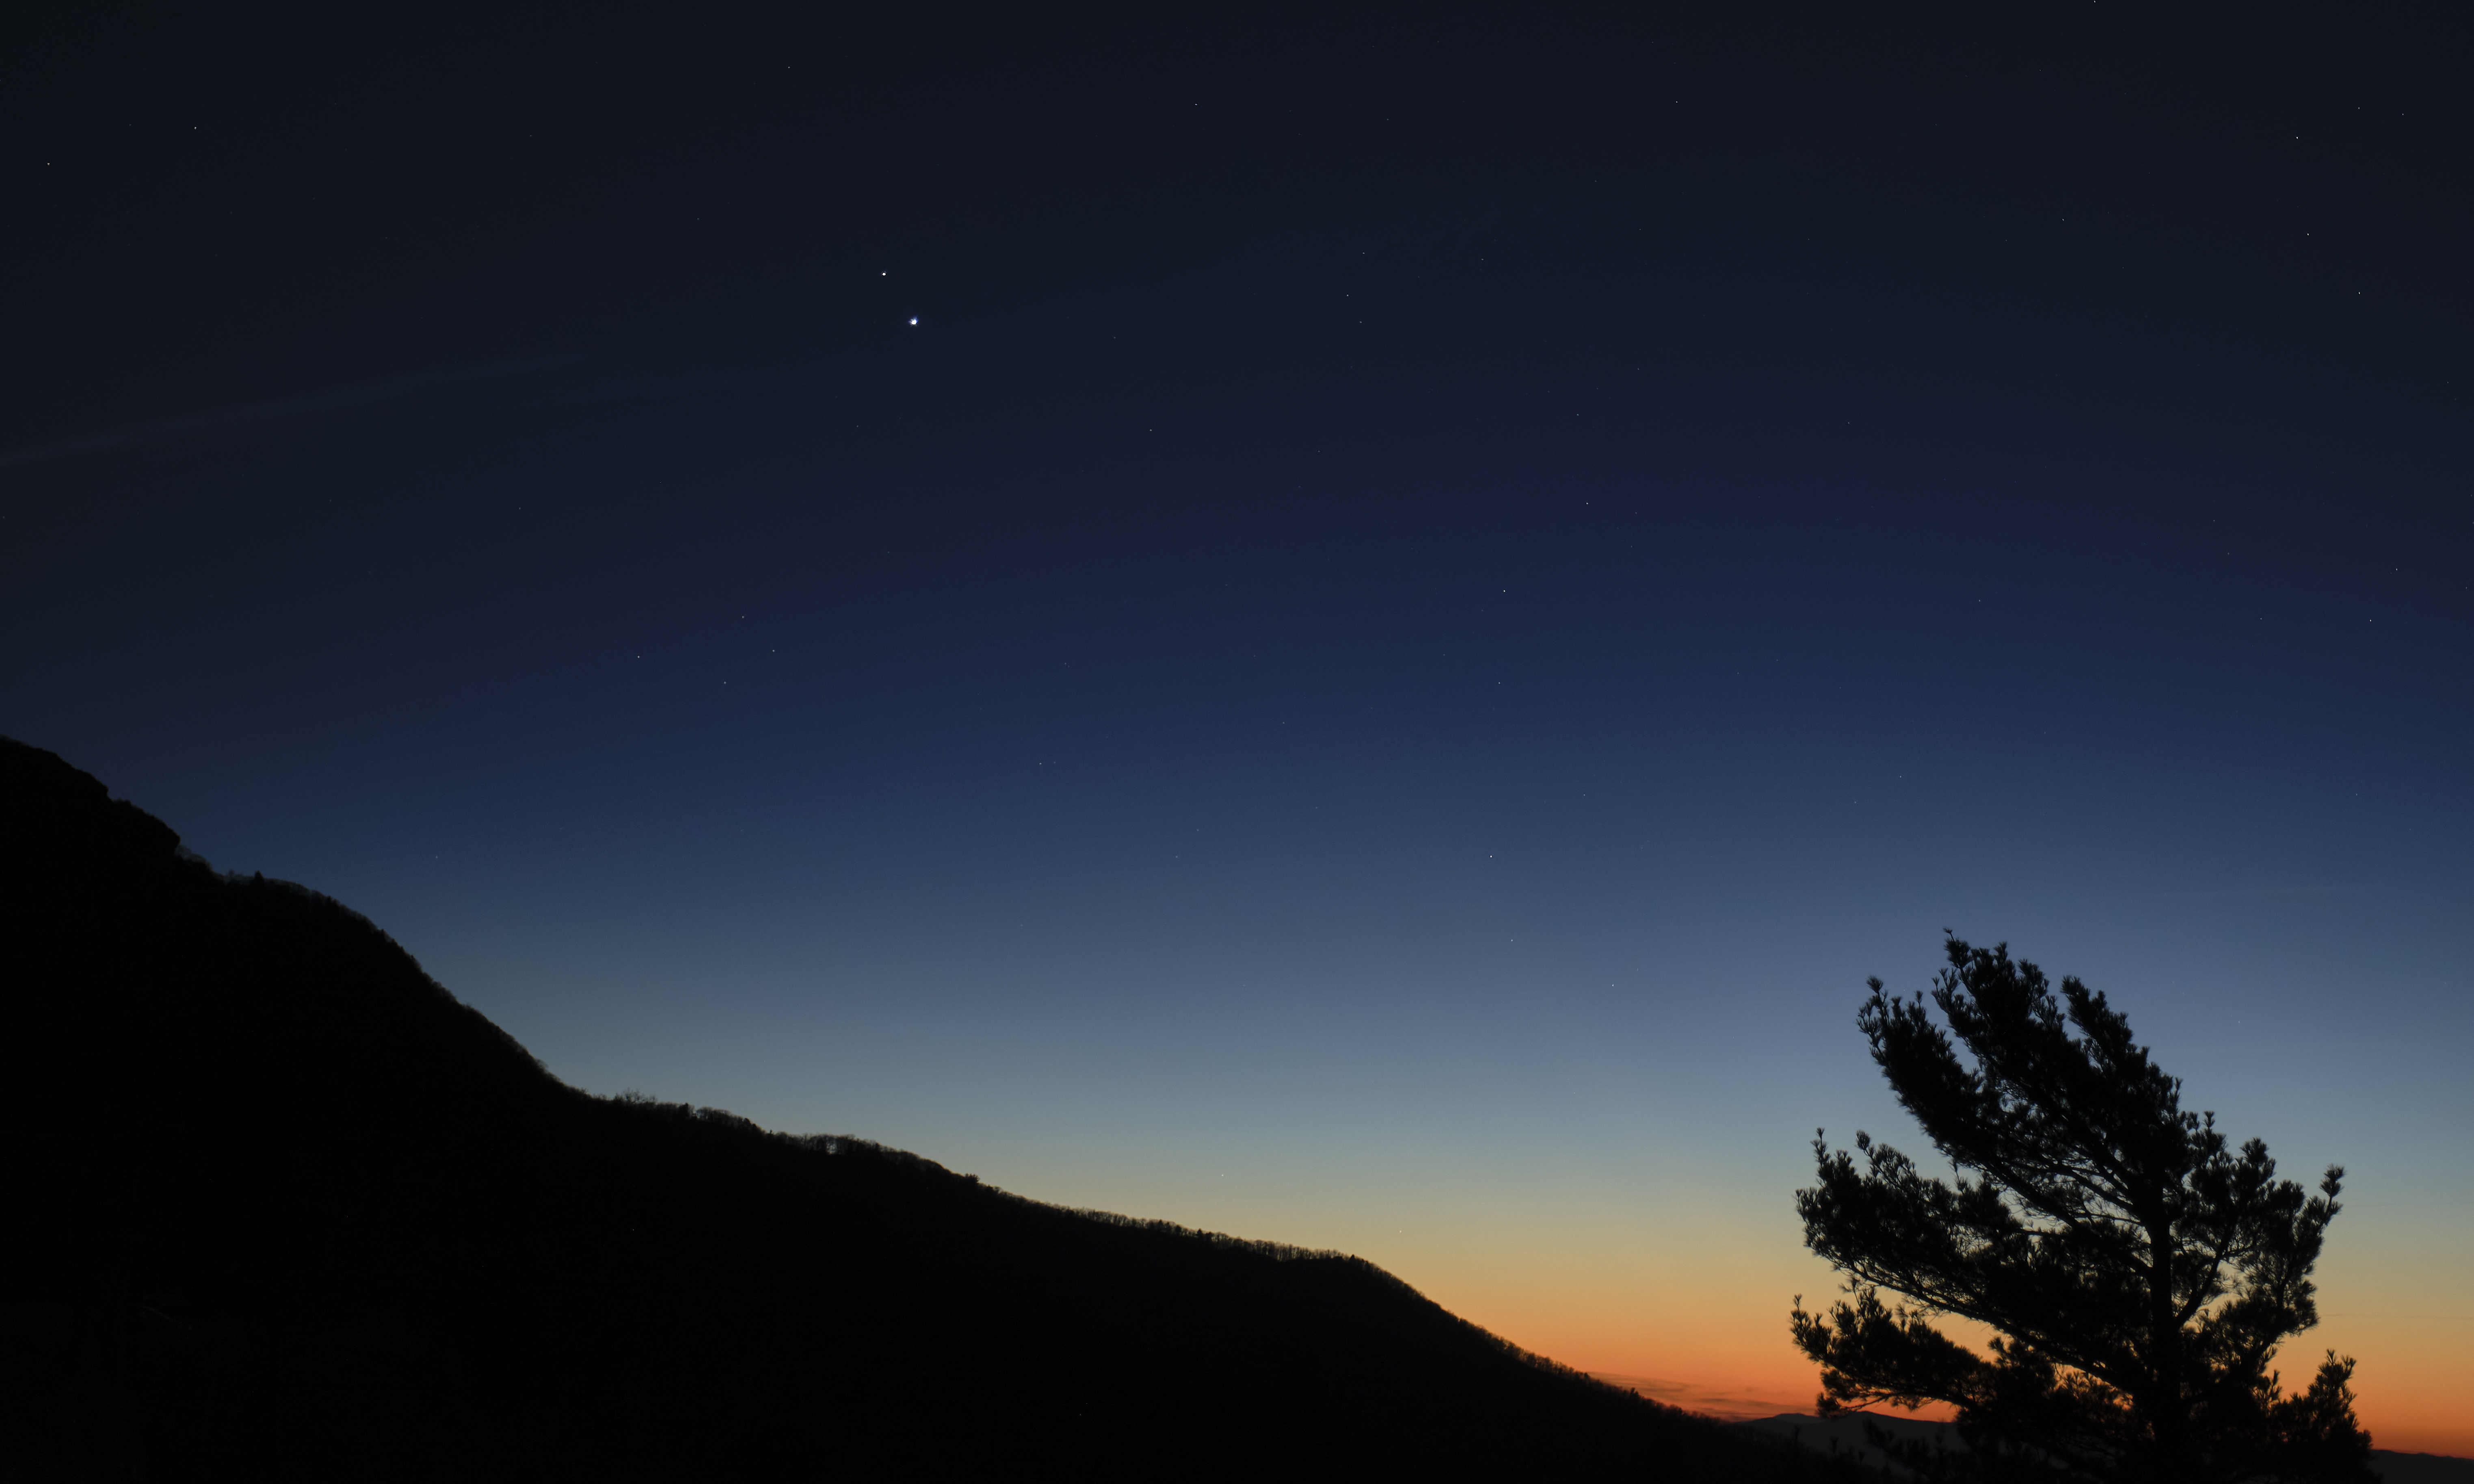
[1587, 1372, 1808, 1422]
[0, 355, 587, 471]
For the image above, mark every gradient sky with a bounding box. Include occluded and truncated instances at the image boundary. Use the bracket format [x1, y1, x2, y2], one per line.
[7, 4, 2470, 1455]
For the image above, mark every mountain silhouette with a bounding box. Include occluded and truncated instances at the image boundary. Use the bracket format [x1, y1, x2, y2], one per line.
[1, 736, 1864, 1482]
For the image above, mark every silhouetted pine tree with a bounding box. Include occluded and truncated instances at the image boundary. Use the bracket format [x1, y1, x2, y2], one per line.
[1791, 937, 2375, 1484]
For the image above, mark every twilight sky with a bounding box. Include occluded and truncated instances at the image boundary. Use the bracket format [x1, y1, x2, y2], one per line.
[6, 4, 2470, 1452]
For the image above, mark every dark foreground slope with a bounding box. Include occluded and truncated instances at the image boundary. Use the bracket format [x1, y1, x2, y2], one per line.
[1, 739, 1842, 1482]
[1732, 1417, 2470, 1484]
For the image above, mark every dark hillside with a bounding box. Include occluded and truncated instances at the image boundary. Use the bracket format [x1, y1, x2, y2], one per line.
[1, 737, 1842, 1481]
[1732, 1416, 2473, 1484]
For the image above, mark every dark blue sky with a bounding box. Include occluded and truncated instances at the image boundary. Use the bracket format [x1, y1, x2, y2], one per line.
[6, 1, 2470, 1437]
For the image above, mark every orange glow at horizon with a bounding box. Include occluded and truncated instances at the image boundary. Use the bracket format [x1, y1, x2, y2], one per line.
[1492, 1311, 2469, 1459]
[1360, 1231, 2474, 1461]
[967, 1081, 2474, 1467]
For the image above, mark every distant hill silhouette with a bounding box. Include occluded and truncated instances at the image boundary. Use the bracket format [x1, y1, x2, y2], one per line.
[1730, 1416, 2472, 1484]
[1, 737, 1868, 1481]
[1731, 1413, 1960, 1475]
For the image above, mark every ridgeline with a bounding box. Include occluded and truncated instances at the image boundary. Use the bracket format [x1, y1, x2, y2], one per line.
[2, 736, 1859, 1480]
